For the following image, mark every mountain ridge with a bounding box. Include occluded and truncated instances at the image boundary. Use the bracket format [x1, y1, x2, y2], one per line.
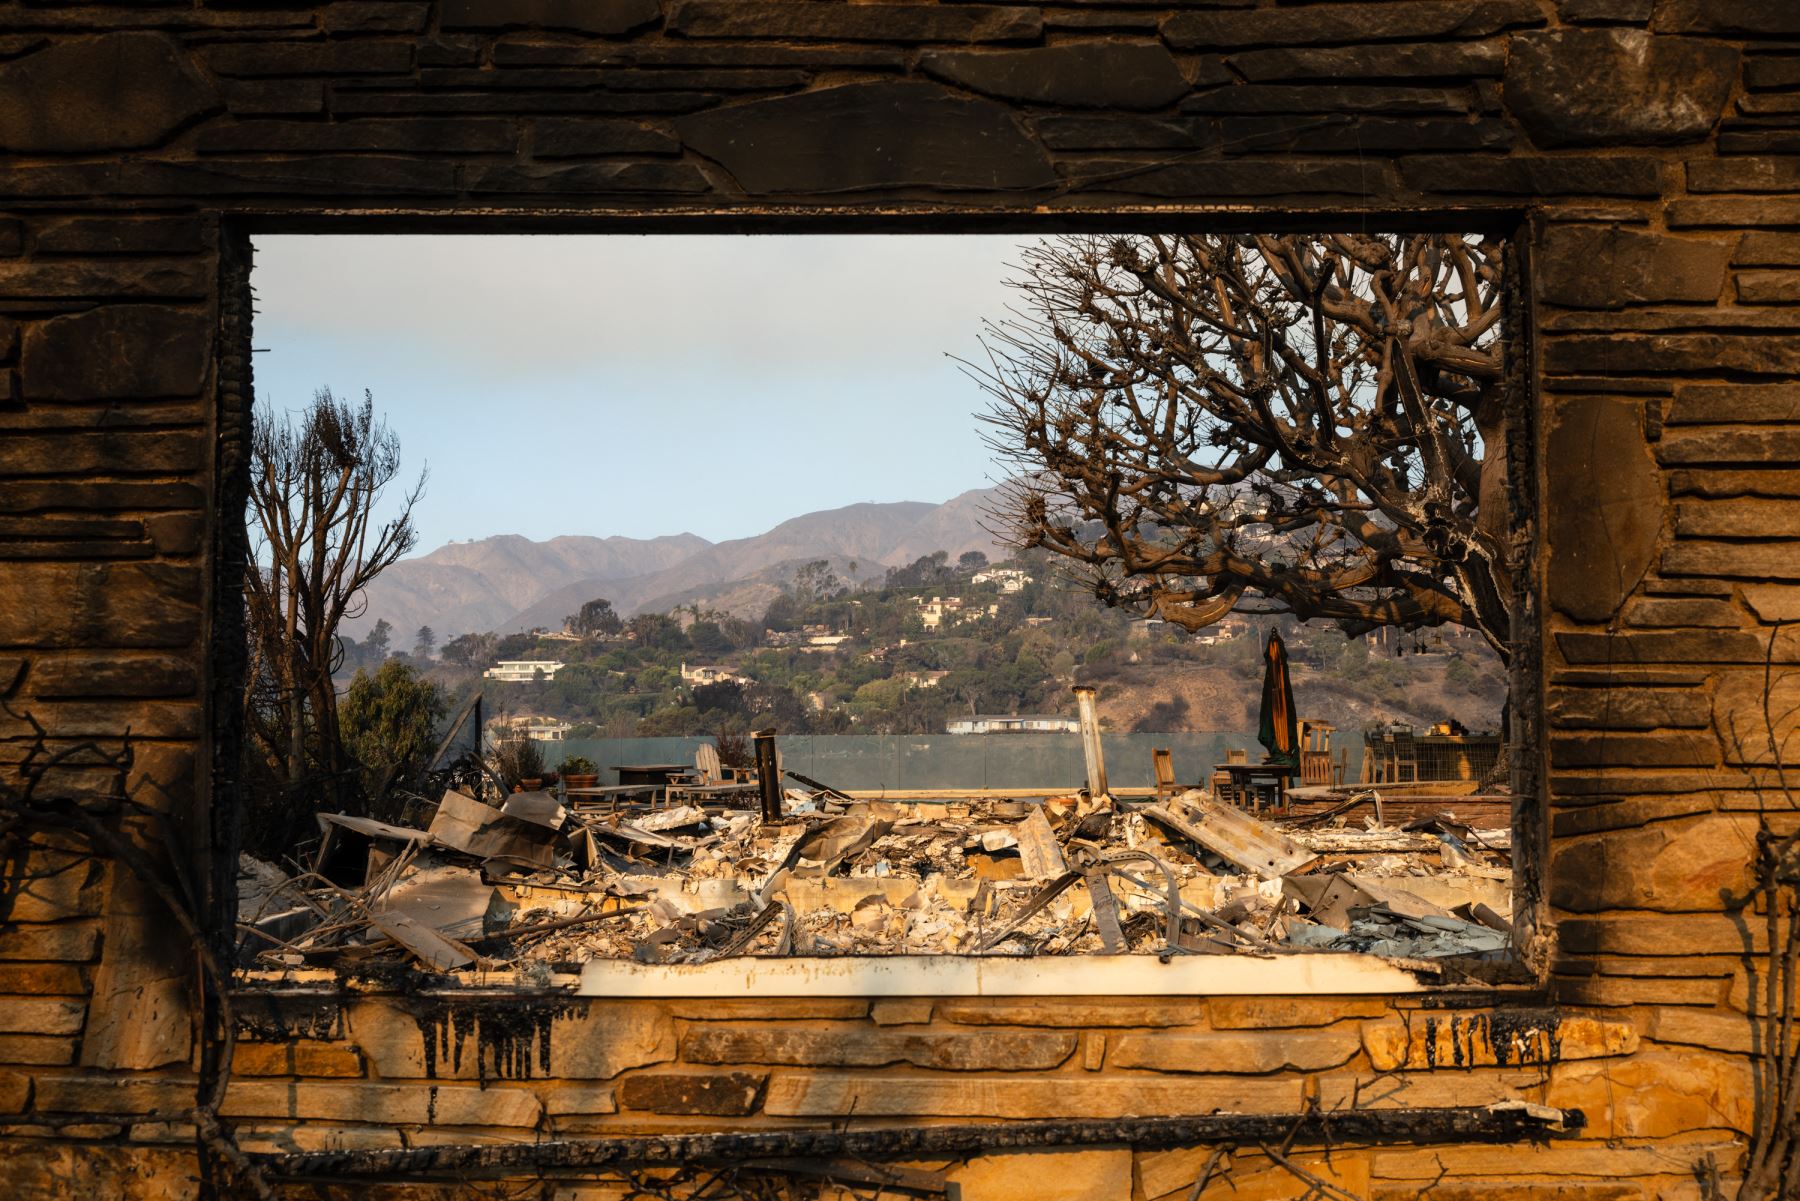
[346, 487, 1010, 639]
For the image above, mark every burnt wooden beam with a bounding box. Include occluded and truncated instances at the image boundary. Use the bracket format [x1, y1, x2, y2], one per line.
[260, 1105, 1583, 1179]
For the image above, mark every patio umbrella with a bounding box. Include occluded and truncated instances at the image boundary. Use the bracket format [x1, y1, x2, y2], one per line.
[1257, 629, 1299, 768]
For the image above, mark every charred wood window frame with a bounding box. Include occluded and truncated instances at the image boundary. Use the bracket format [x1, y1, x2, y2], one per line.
[207, 210, 1547, 995]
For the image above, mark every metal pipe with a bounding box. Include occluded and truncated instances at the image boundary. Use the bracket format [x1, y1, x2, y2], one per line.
[1073, 685, 1108, 798]
[753, 728, 782, 821]
[260, 1105, 1584, 1179]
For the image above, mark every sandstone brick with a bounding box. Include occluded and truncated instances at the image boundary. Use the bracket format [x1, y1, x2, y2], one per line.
[1110, 1026, 1361, 1073]
[1545, 397, 1664, 622]
[532, 119, 680, 158]
[1744, 584, 1800, 623]
[0, 1035, 78, 1066]
[4, 1146, 199, 1201]
[1666, 469, 1800, 500]
[1621, 598, 1740, 629]
[1403, 153, 1662, 197]
[763, 1072, 1305, 1118]
[1733, 233, 1800, 267]
[869, 999, 932, 1026]
[1143, 1147, 1370, 1201]
[34, 1072, 193, 1115]
[1738, 272, 1800, 305]
[1539, 227, 1731, 309]
[536, 1083, 618, 1115]
[1374, 1140, 1740, 1180]
[196, 118, 519, 155]
[462, 161, 710, 194]
[682, 1024, 1076, 1071]
[33, 217, 205, 255]
[321, 3, 429, 34]
[921, 43, 1189, 110]
[1663, 541, 1800, 581]
[935, 999, 1205, 1027]
[1215, 115, 1513, 153]
[221, 1079, 542, 1126]
[1548, 685, 1713, 730]
[201, 41, 414, 77]
[1183, 85, 1472, 115]
[0, 33, 214, 152]
[1229, 41, 1504, 81]
[1549, 733, 1716, 768]
[1555, 629, 1771, 665]
[617, 1070, 764, 1115]
[27, 653, 199, 700]
[1207, 996, 1390, 1028]
[1561, 913, 1768, 957]
[665, 1, 1042, 43]
[1363, 1012, 1637, 1070]
[949, 1149, 1131, 1201]
[1551, 814, 1756, 912]
[1550, 1048, 1752, 1139]
[0, 1069, 29, 1112]
[231, 1122, 406, 1154]
[1085, 158, 1394, 198]
[223, 79, 326, 114]
[229, 1041, 364, 1077]
[0, 259, 210, 300]
[664, 999, 867, 1020]
[1162, 2, 1542, 49]
[676, 82, 1055, 194]
[1553, 974, 1724, 1007]
[349, 998, 674, 1082]
[22, 305, 210, 401]
[1656, 1, 1800, 34]
[0, 922, 99, 962]
[443, 0, 659, 34]
[1506, 29, 1736, 146]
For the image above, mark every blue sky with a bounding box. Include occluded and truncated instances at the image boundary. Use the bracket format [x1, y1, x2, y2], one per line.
[251, 234, 1032, 551]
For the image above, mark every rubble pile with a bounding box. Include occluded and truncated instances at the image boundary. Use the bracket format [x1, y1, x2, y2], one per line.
[237, 783, 1512, 975]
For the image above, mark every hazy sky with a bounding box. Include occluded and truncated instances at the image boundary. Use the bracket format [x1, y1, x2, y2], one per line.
[251, 235, 1035, 552]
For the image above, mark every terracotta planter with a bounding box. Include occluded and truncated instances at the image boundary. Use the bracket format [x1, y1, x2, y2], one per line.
[563, 773, 599, 790]
[517, 777, 543, 792]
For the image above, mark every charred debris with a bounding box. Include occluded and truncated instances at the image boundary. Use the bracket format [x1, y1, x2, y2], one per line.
[237, 722, 1513, 982]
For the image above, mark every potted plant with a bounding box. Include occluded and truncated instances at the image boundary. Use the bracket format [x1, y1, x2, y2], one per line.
[557, 753, 599, 792]
[494, 737, 546, 793]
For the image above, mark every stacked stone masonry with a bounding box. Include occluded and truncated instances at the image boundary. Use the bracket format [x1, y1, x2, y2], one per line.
[0, 0, 1796, 1197]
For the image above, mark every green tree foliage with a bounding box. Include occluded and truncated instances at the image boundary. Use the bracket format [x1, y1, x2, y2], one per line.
[363, 618, 392, 662]
[959, 550, 990, 571]
[441, 631, 496, 668]
[627, 612, 688, 652]
[338, 659, 448, 814]
[569, 597, 623, 639]
[414, 625, 435, 659]
[687, 620, 732, 657]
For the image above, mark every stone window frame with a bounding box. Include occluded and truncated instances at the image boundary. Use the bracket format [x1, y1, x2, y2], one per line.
[213, 210, 1547, 999]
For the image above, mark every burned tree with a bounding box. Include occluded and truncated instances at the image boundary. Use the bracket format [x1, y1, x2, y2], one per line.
[243, 388, 425, 840]
[977, 234, 1514, 656]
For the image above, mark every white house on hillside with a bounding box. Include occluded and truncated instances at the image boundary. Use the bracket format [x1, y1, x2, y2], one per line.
[484, 659, 566, 682]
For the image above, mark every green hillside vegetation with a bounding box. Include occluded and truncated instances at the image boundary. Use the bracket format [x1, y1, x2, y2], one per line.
[358, 548, 1509, 741]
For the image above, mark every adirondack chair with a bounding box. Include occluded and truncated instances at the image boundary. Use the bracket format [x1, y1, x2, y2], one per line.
[1152, 747, 1179, 801]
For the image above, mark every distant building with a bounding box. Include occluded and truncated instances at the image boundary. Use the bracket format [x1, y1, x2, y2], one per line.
[1024, 616, 1054, 628]
[900, 670, 950, 689]
[915, 597, 997, 630]
[484, 659, 565, 682]
[972, 567, 1032, 593]
[493, 715, 570, 742]
[807, 633, 852, 649]
[681, 662, 747, 686]
[946, 714, 1081, 735]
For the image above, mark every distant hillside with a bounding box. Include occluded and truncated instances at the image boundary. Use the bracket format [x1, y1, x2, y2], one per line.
[350, 488, 1012, 639]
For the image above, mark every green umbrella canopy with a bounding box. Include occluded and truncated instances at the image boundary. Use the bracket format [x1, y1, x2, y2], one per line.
[1257, 628, 1299, 769]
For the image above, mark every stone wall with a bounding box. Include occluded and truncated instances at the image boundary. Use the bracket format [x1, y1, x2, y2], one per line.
[0, 1, 1795, 1197]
